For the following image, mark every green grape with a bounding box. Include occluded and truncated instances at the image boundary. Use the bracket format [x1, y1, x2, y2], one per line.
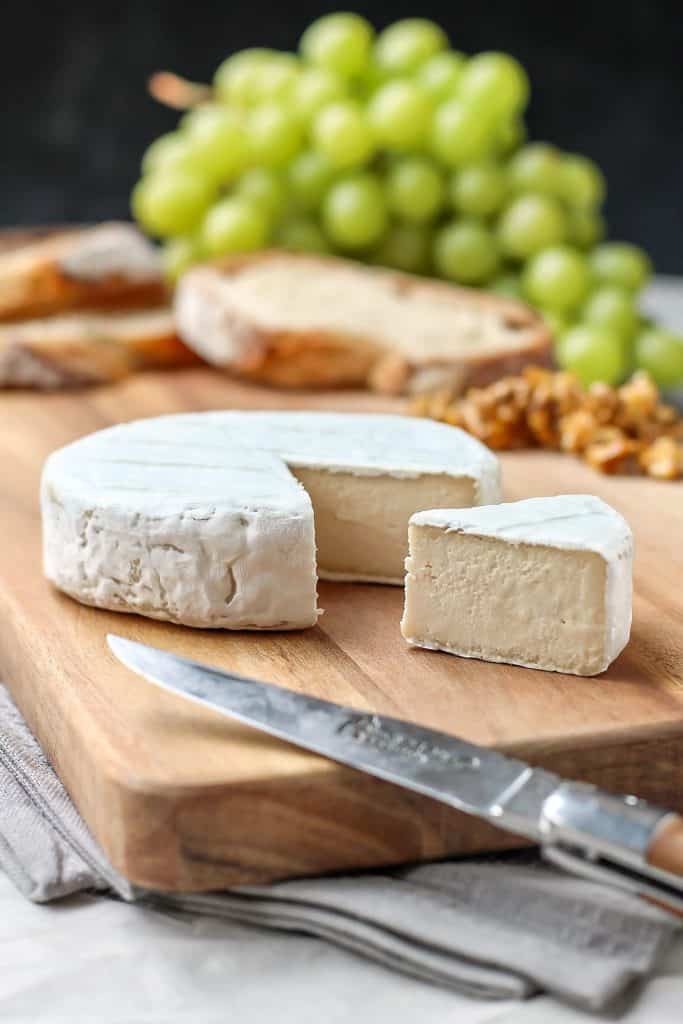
[312, 101, 375, 169]
[354, 60, 386, 99]
[372, 222, 431, 274]
[322, 173, 388, 249]
[141, 132, 191, 176]
[235, 168, 287, 221]
[247, 103, 303, 167]
[386, 157, 445, 223]
[589, 243, 653, 291]
[300, 13, 374, 78]
[180, 103, 242, 136]
[252, 53, 300, 103]
[497, 195, 567, 261]
[131, 173, 214, 237]
[292, 67, 346, 122]
[567, 208, 605, 249]
[491, 272, 523, 299]
[214, 49, 271, 104]
[541, 309, 570, 337]
[201, 196, 269, 255]
[183, 107, 248, 182]
[179, 105, 217, 133]
[162, 235, 201, 283]
[560, 154, 606, 209]
[556, 325, 627, 386]
[433, 219, 500, 284]
[522, 246, 590, 312]
[495, 117, 526, 156]
[374, 19, 449, 76]
[450, 161, 507, 217]
[417, 52, 466, 102]
[215, 49, 294, 107]
[634, 328, 683, 386]
[508, 143, 562, 196]
[582, 286, 638, 339]
[275, 217, 329, 253]
[431, 99, 496, 167]
[287, 151, 335, 211]
[459, 52, 529, 117]
[367, 80, 431, 150]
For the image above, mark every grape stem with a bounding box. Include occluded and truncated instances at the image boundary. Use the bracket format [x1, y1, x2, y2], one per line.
[148, 71, 212, 110]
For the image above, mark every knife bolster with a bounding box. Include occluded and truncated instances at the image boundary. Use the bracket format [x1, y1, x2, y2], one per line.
[539, 781, 670, 869]
[538, 782, 683, 912]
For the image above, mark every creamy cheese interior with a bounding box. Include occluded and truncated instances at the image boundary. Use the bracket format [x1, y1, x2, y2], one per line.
[402, 527, 610, 676]
[293, 469, 477, 582]
[220, 258, 521, 359]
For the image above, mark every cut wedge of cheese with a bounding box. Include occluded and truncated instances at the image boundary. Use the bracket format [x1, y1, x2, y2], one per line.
[401, 495, 633, 676]
[175, 251, 551, 393]
[41, 412, 500, 629]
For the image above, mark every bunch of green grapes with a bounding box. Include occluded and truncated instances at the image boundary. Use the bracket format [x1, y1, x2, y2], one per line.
[132, 13, 683, 388]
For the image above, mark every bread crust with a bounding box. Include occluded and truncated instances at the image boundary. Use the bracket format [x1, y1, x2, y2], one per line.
[0, 224, 167, 322]
[176, 250, 553, 393]
[0, 309, 198, 390]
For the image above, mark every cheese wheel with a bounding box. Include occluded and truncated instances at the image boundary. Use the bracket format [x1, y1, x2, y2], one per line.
[41, 411, 500, 629]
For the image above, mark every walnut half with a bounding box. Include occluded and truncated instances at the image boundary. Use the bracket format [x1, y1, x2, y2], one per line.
[410, 367, 683, 481]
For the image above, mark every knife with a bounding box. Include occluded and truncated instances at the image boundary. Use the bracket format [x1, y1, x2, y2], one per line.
[108, 634, 683, 914]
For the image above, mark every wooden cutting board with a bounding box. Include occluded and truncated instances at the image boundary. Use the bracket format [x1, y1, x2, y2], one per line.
[1, 367, 683, 892]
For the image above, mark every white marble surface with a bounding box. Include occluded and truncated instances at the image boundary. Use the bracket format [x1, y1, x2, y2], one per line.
[0, 871, 681, 1023]
[1, 279, 682, 1022]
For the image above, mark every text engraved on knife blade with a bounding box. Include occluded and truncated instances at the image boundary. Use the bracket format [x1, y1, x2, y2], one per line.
[336, 714, 482, 771]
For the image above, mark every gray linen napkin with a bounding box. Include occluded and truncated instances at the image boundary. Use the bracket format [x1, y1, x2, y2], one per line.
[0, 684, 677, 1011]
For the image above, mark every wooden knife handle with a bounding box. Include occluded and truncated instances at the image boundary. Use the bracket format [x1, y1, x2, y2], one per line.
[645, 814, 683, 918]
[647, 814, 683, 876]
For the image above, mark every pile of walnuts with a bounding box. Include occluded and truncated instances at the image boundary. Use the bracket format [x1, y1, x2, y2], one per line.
[411, 368, 683, 480]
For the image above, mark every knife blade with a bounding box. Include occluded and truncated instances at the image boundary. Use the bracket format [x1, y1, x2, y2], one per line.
[108, 634, 683, 913]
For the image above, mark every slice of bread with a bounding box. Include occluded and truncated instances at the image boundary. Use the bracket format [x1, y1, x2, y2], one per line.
[0, 223, 167, 322]
[175, 251, 552, 393]
[0, 308, 198, 389]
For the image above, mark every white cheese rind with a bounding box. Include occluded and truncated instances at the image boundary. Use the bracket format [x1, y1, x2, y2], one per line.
[191, 411, 500, 496]
[42, 412, 500, 628]
[41, 428, 318, 630]
[402, 495, 633, 676]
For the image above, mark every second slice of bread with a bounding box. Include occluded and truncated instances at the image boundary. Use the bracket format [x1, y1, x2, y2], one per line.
[0, 308, 197, 389]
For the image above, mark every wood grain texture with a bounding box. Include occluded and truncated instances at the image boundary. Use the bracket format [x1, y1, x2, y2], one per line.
[1, 367, 682, 891]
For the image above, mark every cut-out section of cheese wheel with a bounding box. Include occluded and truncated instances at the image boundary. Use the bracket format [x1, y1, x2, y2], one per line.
[401, 495, 633, 676]
[41, 411, 500, 629]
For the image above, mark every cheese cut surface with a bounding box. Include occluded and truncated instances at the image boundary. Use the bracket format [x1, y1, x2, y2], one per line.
[401, 495, 633, 676]
[41, 412, 500, 629]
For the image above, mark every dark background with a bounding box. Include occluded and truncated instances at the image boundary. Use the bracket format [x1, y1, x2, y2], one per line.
[2, 0, 682, 270]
